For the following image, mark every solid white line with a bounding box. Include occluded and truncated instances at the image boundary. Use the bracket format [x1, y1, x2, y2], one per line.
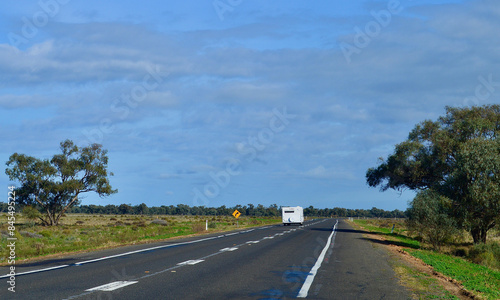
[85, 281, 138, 292]
[0, 265, 70, 279]
[297, 220, 338, 298]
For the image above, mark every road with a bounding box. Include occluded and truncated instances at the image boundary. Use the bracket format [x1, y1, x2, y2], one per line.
[0, 219, 410, 299]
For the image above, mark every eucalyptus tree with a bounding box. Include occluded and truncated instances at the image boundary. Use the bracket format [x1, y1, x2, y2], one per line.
[367, 105, 500, 243]
[6, 140, 117, 226]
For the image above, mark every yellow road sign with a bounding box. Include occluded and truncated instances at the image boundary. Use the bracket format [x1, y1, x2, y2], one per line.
[232, 209, 241, 219]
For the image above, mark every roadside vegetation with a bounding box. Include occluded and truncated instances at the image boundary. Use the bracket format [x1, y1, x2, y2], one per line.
[0, 213, 281, 264]
[367, 105, 500, 245]
[351, 218, 500, 300]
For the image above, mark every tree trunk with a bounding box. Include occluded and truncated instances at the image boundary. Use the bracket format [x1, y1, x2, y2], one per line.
[55, 195, 79, 226]
[470, 226, 487, 244]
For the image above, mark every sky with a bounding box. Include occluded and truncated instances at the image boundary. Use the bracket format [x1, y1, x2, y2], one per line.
[1, 0, 499, 211]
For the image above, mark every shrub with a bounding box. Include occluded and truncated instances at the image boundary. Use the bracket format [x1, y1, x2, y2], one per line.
[151, 219, 168, 226]
[406, 190, 458, 250]
[191, 223, 206, 232]
[468, 242, 500, 270]
[208, 222, 217, 229]
[22, 206, 41, 224]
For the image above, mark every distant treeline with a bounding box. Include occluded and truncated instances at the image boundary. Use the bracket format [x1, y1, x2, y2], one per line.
[0, 202, 406, 218]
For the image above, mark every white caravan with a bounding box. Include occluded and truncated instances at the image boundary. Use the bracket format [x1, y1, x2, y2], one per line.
[282, 206, 304, 226]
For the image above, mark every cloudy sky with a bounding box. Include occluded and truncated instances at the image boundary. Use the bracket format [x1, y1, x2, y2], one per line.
[1, 0, 499, 210]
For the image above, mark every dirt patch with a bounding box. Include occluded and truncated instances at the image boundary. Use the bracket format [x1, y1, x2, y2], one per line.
[361, 229, 478, 300]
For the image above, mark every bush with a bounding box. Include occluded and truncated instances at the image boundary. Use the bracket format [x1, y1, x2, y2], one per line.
[406, 190, 458, 250]
[22, 206, 41, 224]
[208, 222, 217, 229]
[468, 242, 500, 270]
[191, 223, 206, 232]
[151, 219, 168, 226]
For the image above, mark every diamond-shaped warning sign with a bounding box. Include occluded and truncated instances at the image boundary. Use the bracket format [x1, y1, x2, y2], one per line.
[232, 209, 241, 219]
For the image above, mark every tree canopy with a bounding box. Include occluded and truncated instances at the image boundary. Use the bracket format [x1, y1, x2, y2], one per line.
[366, 105, 500, 243]
[5, 140, 117, 225]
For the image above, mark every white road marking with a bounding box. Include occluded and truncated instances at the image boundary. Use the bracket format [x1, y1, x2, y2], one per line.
[0, 265, 70, 279]
[297, 220, 338, 298]
[85, 281, 138, 292]
[74, 236, 218, 266]
[220, 247, 239, 252]
[246, 240, 260, 244]
[177, 259, 205, 266]
[263, 236, 274, 239]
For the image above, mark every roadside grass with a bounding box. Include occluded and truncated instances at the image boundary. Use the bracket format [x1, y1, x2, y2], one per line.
[351, 218, 500, 300]
[407, 249, 500, 300]
[392, 263, 459, 299]
[354, 219, 420, 249]
[0, 214, 281, 264]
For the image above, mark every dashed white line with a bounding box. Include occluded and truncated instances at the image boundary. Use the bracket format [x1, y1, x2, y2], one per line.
[74, 236, 218, 266]
[220, 247, 239, 252]
[177, 259, 205, 266]
[246, 240, 260, 244]
[86, 281, 138, 292]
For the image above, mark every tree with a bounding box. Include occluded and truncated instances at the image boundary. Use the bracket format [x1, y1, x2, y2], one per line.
[406, 190, 457, 250]
[5, 140, 117, 226]
[366, 105, 500, 243]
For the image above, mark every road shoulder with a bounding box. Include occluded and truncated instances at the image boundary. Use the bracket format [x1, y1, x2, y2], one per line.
[348, 220, 474, 300]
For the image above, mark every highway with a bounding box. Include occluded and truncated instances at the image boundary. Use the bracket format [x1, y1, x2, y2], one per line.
[0, 219, 410, 299]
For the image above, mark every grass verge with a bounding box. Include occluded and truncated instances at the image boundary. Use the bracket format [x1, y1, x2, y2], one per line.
[406, 249, 500, 300]
[351, 218, 500, 300]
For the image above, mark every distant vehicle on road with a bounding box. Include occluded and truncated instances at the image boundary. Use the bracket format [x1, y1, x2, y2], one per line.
[282, 206, 304, 226]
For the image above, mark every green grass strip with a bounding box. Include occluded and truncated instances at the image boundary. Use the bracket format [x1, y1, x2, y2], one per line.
[407, 249, 500, 299]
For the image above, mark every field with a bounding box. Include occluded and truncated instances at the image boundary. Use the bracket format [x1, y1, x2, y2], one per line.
[350, 218, 500, 300]
[0, 213, 281, 265]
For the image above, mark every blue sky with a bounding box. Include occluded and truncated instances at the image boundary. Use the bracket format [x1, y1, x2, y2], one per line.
[1, 0, 499, 210]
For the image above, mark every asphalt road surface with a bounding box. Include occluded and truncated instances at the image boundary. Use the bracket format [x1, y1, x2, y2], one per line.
[1, 219, 411, 299]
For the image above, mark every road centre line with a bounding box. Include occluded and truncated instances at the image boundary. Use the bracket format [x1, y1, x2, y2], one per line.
[6, 221, 318, 289]
[177, 259, 205, 266]
[65, 224, 314, 299]
[220, 247, 238, 251]
[74, 236, 219, 266]
[1, 224, 279, 279]
[85, 281, 138, 292]
[297, 219, 338, 298]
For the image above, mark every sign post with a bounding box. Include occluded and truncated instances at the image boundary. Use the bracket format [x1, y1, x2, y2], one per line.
[232, 209, 241, 227]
